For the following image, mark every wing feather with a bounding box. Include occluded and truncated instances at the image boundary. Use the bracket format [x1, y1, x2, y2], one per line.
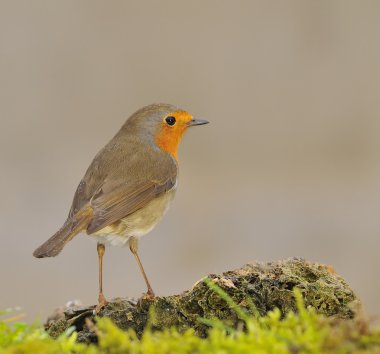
[68, 136, 178, 235]
[86, 177, 175, 234]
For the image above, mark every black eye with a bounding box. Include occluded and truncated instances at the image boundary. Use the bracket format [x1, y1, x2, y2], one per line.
[165, 116, 176, 126]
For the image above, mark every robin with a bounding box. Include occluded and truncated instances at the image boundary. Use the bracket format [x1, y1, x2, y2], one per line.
[33, 103, 208, 311]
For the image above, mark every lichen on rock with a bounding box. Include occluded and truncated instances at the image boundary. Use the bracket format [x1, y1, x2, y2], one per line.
[47, 257, 359, 342]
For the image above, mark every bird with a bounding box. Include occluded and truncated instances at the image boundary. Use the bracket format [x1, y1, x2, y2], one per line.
[33, 103, 209, 311]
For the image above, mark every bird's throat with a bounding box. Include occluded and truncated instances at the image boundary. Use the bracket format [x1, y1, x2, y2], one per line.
[155, 125, 186, 160]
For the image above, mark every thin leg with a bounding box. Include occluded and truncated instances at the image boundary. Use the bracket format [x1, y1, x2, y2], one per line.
[129, 237, 155, 297]
[96, 243, 108, 312]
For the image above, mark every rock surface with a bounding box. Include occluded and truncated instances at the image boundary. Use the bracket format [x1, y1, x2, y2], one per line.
[47, 258, 359, 342]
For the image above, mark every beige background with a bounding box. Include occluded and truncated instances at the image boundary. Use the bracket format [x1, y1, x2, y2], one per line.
[1, 1, 380, 321]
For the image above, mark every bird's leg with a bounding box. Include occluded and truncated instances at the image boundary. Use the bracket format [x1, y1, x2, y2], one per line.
[96, 243, 108, 312]
[129, 237, 155, 297]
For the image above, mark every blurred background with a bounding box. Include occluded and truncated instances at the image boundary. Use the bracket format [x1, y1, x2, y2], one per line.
[1, 1, 380, 321]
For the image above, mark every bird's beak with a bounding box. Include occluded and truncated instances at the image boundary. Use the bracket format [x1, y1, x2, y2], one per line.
[187, 118, 209, 126]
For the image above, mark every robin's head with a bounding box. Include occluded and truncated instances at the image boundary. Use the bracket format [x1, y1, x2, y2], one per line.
[123, 103, 209, 160]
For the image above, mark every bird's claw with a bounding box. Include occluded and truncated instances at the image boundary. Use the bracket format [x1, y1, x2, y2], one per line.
[95, 293, 109, 314]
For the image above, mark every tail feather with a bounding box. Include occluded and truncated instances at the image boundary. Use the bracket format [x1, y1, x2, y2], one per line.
[33, 207, 93, 258]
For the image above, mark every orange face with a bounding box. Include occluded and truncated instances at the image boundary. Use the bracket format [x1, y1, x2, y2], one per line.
[154, 111, 194, 160]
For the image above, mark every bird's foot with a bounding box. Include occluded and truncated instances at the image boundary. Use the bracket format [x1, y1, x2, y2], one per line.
[95, 293, 109, 314]
[137, 289, 155, 307]
[145, 288, 155, 299]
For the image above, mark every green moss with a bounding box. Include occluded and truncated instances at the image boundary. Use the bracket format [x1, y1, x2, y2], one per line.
[47, 258, 359, 340]
[1, 288, 380, 353]
[1, 259, 371, 352]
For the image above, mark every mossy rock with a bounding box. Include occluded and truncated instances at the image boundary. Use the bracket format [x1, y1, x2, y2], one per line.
[47, 257, 359, 342]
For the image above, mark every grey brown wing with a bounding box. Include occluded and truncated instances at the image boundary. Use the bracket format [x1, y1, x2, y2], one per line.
[68, 135, 178, 232]
[68, 153, 108, 218]
[86, 176, 176, 234]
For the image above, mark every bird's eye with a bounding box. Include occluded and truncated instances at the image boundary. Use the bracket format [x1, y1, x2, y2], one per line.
[165, 116, 176, 126]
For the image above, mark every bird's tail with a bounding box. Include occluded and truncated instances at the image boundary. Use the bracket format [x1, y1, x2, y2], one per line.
[33, 206, 93, 258]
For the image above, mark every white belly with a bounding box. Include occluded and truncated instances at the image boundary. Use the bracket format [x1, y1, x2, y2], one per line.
[90, 188, 176, 247]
